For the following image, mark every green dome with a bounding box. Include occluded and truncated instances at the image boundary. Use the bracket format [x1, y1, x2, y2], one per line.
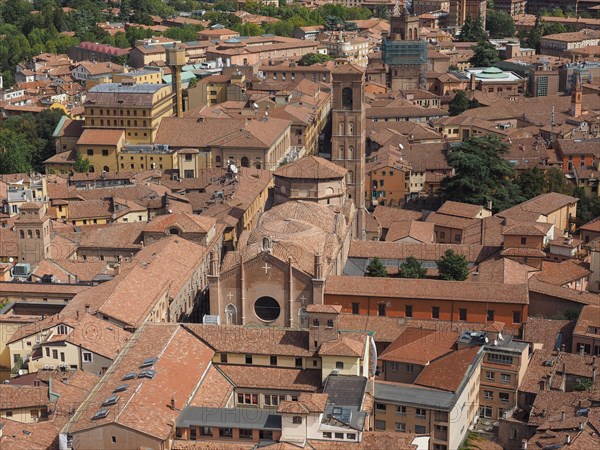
[477, 67, 509, 79]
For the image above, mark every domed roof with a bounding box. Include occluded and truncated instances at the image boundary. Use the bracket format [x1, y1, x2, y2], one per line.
[477, 67, 509, 79]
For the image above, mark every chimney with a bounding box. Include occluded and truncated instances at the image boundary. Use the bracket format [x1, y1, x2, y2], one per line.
[580, 346, 585, 356]
[561, 411, 566, 421]
[566, 434, 571, 445]
[314, 251, 323, 280]
[561, 344, 566, 352]
[521, 439, 528, 450]
[593, 367, 597, 383]
[170, 397, 175, 410]
[539, 379, 546, 391]
[85, 304, 90, 314]
[113, 264, 120, 276]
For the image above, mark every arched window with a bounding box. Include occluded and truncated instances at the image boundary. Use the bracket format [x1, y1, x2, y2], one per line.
[347, 170, 354, 184]
[339, 145, 344, 159]
[349, 122, 354, 134]
[408, 28, 413, 40]
[27, 229, 32, 238]
[19, 230, 24, 239]
[241, 157, 249, 168]
[225, 303, 237, 325]
[348, 146, 354, 158]
[35, 230, 40, 239]
[342, 87, 353, 109]
[215, 155, 222, 167]
[339, 122, 345, 135]
[89, 166, 95, 173]
[255, 163, 261, 169]
[169, 228, 180, 235]
[103, 166, 109, 172]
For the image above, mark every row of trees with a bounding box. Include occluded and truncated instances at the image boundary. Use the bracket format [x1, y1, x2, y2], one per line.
[366, 250, 469, 281]
[440, 134, 600, 222]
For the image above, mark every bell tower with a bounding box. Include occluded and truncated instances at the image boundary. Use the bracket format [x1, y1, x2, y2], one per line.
[330, 61, 366, 240]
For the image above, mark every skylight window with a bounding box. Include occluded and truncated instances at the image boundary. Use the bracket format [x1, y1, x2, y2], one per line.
[139, 357, 157, 368]
[113, 384, 128, 393]
[122, 372, 136, 380]
[138, 369, 156, 379]
[92, 409, 109, 420]
[102, 395, 120, 407]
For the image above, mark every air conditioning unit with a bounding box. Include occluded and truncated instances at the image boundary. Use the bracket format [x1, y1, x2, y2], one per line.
[49, 365, 56, 370]
[59, 363, 66, 368]
[44, 364, 50, 370]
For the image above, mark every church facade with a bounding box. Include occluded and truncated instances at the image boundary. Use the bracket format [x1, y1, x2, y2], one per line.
[208, 61, 368, 327]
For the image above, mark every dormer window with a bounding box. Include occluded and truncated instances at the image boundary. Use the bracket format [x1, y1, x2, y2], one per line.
[169, 228, 179, 235]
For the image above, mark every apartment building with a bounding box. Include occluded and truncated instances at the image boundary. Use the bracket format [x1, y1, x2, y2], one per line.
[571, 304, 600, 355]
[540, 30, 600, 58]
[457, 330, 529, 421]
[259, 60, 334, 84]
[321, 36, 370, 68]
[448, 0, 487, 29]
[83, 83, 174, 145]
[374, 345, 483, 450]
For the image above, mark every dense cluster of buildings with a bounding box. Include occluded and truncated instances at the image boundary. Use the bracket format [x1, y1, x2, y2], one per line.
[1, 1, 600, 450]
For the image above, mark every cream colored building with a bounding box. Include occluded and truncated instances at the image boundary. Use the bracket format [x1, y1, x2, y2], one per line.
[322, 36, 370, 68]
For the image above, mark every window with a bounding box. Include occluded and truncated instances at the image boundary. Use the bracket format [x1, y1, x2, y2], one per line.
[480, 406, 493, 418]
[200, 426, 212, 436]
[326, 319, 334, 328]
[375, 420, 386, 431]
[520, 237, 527, 245]
[312, 319, 319, 327]
[405, 305, 413, 318]
[264, 395, 282, 406]
[87, 149, 93, 156]
[347, 433, 356, 440]
[5, 411, 12, 417]
[440, 231, 446, 239]
[432, 306, 440, 319]
[454, 234, 461, 243]
[336, 361, 344, 370]
[499, 392, 509, 403]
[487, 310, 495, 321]
[245, 354, 253, 364]
[376, 403, 387, 411]
[378, 304, 386, 317]
[111, 436, 117, 444]
[239, 429, 252, 439]
[295, 357, 303, 368]
[220, 354, 228, 363]
[501, 373, 511, 383]
[352, 303, 359, 315]
[82, 352, 92, 363]
[45, 348, 50, 357]
[270, 355, 278, 366]
[459, 308, 467, 321]
[486, 371, 495, 380]
[396, 405, 406, 415]
[220, 428, 232, 438]
[52, 350, 58, 359]
[323, 432, 332, 438]
[484, 390, 493, 400]
[415, 425, 426, 434]
[513, 311, 521, 324]
[488, 354, 513, 365]
[390, 361, 399, 371]
[416, 408, 426, 418]
[406, 364, 414, 373]
[292, 416, 303, 424]
[335, 432, 344, 439]
[237, 393, 258, 405]
[102, 149, 109, 156]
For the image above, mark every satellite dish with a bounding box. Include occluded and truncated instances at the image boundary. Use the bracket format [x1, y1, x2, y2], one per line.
[9, 257, 14, 263]
[230, 164, 239, 174]
[398, 143, 404, 150]
[18, 369, 25, 376]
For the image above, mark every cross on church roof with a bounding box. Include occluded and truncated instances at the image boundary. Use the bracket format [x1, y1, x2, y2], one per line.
[262, 262, 271, 275]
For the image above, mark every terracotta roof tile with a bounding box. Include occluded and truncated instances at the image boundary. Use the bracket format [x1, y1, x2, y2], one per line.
[189, 365, 233, 408]
[0, 385, 48, 409]
[380, 329, 458, 365]
[319, 333, 367, 357]
[437, 200, 486, 218]
[415, 345, 482, 392]
[216, 364, 321, 391]
[274, 156, 347, 180]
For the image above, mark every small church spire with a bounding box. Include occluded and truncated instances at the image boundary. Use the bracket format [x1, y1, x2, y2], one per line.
[393, 0, 401, 17]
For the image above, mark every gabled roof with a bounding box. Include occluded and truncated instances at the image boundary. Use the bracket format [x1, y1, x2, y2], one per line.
[143, 212, 216, 234]
[379, 329, 459, 365]
[274, 155, 347, 180]
[414, 345, 482, 392]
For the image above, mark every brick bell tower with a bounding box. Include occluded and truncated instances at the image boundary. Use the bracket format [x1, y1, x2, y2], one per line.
[330, 61, 366, 240]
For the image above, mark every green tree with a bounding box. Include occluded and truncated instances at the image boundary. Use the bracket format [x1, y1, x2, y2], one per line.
[441, 134, 524, 212]
[545, 167, 574, 195]
[234, 22, 264, 36]
[365, 257, 388, 277]
[299, 53, 333, 66]
[449, 90, 470, 116]
[459, 14, 487, 42]
[0, 129, 35, 174]
[516, 167, 546, 199]
[399, 256, 427, 279]
[470, 41, 499, 67]
[73, 151, 91, 173]
[164, 24, 204, 42]
[437, 250, 469, 281]
[125, 26, 154, 47]
[486, 10, 516, 38]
